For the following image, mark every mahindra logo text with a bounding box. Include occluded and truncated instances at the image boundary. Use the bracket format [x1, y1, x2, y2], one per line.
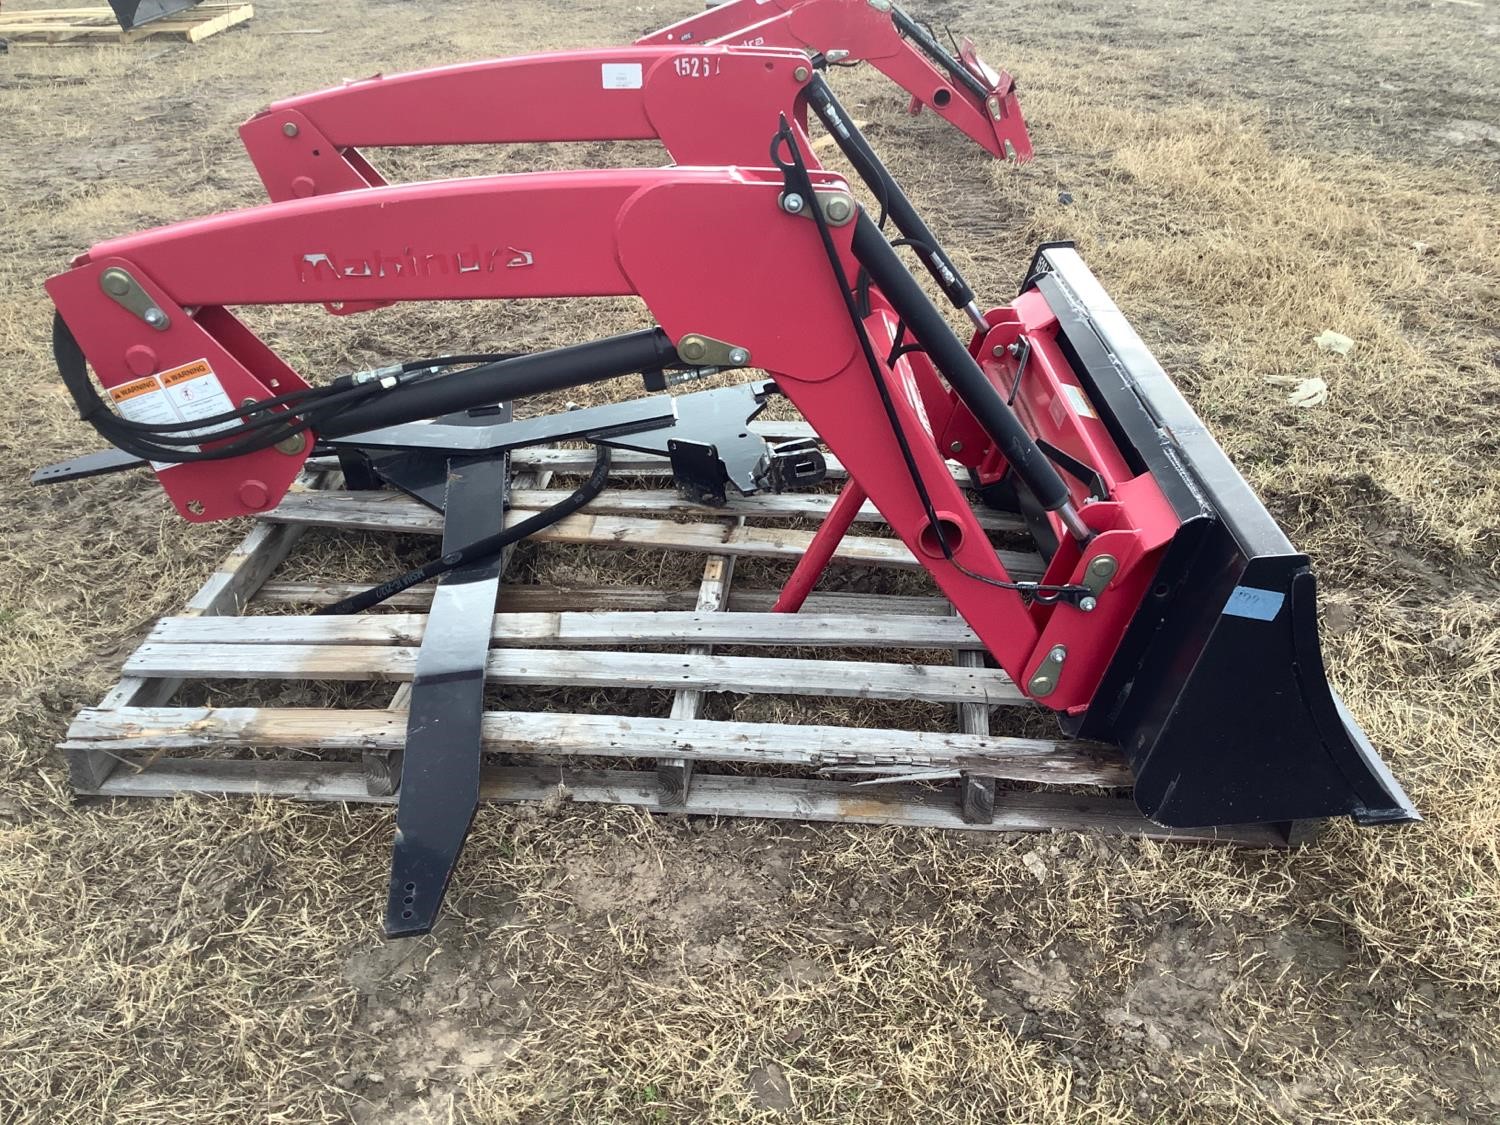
[297, 245, 534, 283]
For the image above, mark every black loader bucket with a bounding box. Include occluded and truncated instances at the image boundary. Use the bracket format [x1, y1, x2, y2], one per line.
[106, 0, 201, 31]
[1023, 245, 1419, 830]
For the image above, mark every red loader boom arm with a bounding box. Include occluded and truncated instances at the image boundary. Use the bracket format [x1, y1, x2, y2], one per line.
[241, 47, 992, 331]
[241, 46, 826, 203]
[639, 0, 1031, 160]
[46, 165, 1104, 706]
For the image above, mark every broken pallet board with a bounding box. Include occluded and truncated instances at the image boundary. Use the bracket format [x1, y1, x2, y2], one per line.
[0, 3, 252, 45]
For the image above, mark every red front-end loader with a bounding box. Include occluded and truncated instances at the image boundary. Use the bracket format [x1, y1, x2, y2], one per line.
[35, 34, 1415, 936]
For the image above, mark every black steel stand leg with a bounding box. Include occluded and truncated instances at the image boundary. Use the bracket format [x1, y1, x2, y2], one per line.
[384, 454, 510, 937]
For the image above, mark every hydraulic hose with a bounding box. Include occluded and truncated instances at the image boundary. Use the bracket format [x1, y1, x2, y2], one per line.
[315, 444, 613, 615]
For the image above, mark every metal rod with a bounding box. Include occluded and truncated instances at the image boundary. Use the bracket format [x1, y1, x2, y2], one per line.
[888, 4, 993, 102]
[805, 75, 979, 315]
[850, 212, 1080, 529]
[319, 329, 678, 438]
[772, 478, 868, 613]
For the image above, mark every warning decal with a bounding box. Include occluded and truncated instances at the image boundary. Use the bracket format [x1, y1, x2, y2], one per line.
[106, 358, 236, 471]
[109, 374, 175, 429]
[159, 358, 235, 423]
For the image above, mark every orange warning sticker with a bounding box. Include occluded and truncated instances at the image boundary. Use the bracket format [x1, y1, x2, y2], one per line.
[160, 359, 214, 388]
[109, 376, 163, 403]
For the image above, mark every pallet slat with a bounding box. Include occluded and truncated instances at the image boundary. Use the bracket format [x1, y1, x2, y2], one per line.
[499, 487, 1022, 530]
[659, 542, 738, 804]
[74, 760, 1280, 845]
[146, 610, 983, 649]
[252, 584, 954, 616]
[263, 495, 1044, 576]
[121, 643, 1025, 706]
[310, 440, 971, 484]
[64, 707, 1126, 786]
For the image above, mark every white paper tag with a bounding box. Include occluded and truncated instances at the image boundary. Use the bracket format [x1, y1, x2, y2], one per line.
[601, 62, 644, 90]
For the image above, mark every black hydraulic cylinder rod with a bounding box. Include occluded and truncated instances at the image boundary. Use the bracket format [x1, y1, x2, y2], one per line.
[319, 328, 679, 438]
[850, 212, 1072, 514]
[805, 75, 978, 318]
[889, 5, 993, 103]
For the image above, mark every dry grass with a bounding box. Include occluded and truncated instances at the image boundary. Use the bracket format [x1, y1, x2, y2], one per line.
[1, 0, 1498, 1121]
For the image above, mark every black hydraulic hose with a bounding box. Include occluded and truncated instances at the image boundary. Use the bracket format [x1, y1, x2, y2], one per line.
[804, 75, 977, 313]
[316, 444, 613, 616]
[849, 212, 1073, 513]
[320, 329, 679, 438]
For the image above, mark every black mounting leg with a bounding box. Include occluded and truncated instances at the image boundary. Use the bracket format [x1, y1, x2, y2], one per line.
[384, 453, 510, 938]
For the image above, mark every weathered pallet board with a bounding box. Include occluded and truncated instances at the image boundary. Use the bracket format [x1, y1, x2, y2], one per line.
[308, 442, 972, 483]
[66, 469, 330, 790]
[660, 543, 737, 805]
[0, 3, 253, 44]
[64, 707, 1126, 786]
[145, 610, 983, 649]
[252, 584, 954, 616]
[263, 494, 1044, 576]
[68, 759, 1282, 846]
[122, 643, 1025, 706]
[503, 487, 1023, 530]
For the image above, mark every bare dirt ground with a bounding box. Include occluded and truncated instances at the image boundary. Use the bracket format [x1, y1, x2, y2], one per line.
[1, 0, 1498, 1121]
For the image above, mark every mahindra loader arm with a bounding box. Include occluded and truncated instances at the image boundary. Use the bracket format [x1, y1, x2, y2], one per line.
[242, 52, 990, 330]
[241, 46, 826, 203]
[639, 0, 1031, 160]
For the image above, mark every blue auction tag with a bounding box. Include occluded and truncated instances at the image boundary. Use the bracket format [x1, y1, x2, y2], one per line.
[1222, 585, 1285, 622]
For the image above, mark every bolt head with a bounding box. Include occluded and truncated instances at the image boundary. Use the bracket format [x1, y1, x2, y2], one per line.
[728, 347, 750, 366]
[282, 122, 300, 138]
[1048, 644, 1068, 663]
[991, 345, 1005, 357]
[793, 65, 810, 82]
[782, 192, 805, 215]
[143, 308, 167, 328]
[1079, 596, 1097, 613]
[824, 196, 853, 223]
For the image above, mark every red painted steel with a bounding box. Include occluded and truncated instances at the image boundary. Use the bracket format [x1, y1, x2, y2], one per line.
[638, 0, 1031, 160]
[772, 478, 868, 613]
[240, 46, 823, 203]
[46, 160, 1178, 711]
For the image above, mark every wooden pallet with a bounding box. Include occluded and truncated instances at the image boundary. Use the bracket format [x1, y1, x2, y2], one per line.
[0, 3, 252, 45]
[58, 422, 1289, 848]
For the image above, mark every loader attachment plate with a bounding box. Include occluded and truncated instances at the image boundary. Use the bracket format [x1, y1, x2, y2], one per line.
[1023, 245, 1418, 829]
